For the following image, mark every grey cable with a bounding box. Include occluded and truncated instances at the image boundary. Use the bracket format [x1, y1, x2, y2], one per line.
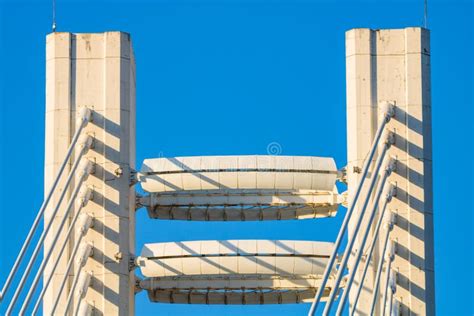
[322, 144, 392, 315]
[0, 111, 90, 303]
[19, 187, 91, 315]
[336, 183, 396, 315]
[369, 239, 394, 315]
[349, 209, 394, 315]
[30, 202, 89, 315]
[307, 106, 394, 316]
[5, 157, 92, 315]
[49, 238, 88, 315]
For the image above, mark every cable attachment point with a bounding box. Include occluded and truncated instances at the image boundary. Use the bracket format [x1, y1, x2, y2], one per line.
[383, 183, 397, 203]
[389, 269, 397, 293]
[383, 212, 396, 231]
[76, 242, 94, 267]
[386, 131, 396, 146]
[78, 134, 94, 152]
[76, 186, 93, 208]
[380, 129, 396, 150]
[386, 240, 397, 262]
[386, 184, 397, 202]
[384, 158, 397, 175]
[76, 271, 92, 299]
[134, 277, 143, 294]
[135, 194, 150, 210]
[381, 101, 396, 122]
[78, 159, 94, 178]
[79, 107, 93, 124]
[129, 256, 137, 271]
[130, 169, 142, 187]
[77, 213, 94, 235]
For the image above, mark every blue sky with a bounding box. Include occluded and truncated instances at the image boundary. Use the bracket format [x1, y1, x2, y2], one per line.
[0, 0, 473, 315]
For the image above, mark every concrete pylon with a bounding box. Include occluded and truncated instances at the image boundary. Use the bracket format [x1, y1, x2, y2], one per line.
[44, 32, 136, 315]
[346, 28, 434, 315]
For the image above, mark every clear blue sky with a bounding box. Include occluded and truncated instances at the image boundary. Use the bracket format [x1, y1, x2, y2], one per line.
[0, 0, 472, 315]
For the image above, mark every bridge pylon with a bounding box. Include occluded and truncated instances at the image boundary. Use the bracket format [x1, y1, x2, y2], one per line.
[0, 27, 434, 316]
[345, 28, 434, 315]
[43, 32, 136, 315]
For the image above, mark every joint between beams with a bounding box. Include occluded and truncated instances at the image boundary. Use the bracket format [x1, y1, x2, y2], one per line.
[135, 194, 150, 210]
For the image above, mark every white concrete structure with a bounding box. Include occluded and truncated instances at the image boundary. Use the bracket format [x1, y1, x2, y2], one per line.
[44, 32, 136, 315]
[139, 155, 341, 221]
[346, 28, 434, 315]
[0, 26, 429, 315]
[138, 240, 336, 304]
[140, 155, 338, 192]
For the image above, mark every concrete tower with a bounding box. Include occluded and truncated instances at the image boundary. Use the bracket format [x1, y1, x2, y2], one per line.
[346, 28, 434, 315]
[44, 32, 136, 315]
[40, 27, 434, 316]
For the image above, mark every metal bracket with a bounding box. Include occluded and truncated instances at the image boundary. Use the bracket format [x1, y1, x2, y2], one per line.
[337, 166, 348, 184]
[130, 170, 146, 187]
[134, 277, 143, 294]
[129, 169, 138, 186]
[135, 194, 150, 210]
[129, 255, 137, 272]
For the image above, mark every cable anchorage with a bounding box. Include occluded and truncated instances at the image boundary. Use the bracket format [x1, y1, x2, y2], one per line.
[308, 102, 396, 316]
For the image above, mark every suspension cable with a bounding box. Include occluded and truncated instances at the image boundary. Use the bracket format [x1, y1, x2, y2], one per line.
[77, 301, 93, 316]
[5, 158, 93, 315]
[369, 239, 396, 315]
[349, 193, 396, 315]
[19, 186, 93, 315]
[0, 108, 91, 302]
[30, 202, 93, 315]
[391, 297, 400, 316]
[382, 268, 396, 316]
[49, 229, 93, 315]
[63, 270, 92, 316]
[389, 293, 394, 316]
[72, 278, 91, 316]
[335, 181, 396, 315]
[308, 102, 395, 316]
[323, 144, 395, 315]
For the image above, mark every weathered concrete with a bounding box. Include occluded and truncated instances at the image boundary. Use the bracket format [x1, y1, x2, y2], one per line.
[346, 28, 434, 315]
[44, 32, 136, 315]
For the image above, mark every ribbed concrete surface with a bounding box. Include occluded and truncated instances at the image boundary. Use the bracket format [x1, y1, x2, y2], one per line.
[139, 155, 338, 192]
[138, 240, 336, 305]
